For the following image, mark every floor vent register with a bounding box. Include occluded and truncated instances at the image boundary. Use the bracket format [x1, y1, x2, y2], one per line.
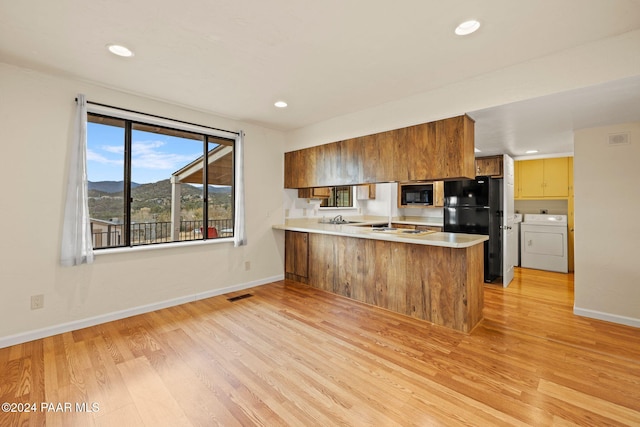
[227, 293, 254, 302]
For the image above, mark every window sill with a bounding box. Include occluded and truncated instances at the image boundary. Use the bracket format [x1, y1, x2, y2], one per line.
[318, 207, 357, 211]
[94, 237, 234, 256]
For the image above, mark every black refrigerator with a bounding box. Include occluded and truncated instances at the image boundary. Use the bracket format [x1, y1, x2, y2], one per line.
[444, 177, 503, 283]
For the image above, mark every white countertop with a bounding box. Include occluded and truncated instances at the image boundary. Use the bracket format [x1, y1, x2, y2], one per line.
[273, 217, 487, 249]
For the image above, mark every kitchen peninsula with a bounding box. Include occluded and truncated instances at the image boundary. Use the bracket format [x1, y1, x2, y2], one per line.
[273, 218, 488, 333]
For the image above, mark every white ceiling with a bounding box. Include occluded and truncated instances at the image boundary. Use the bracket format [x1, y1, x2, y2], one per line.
[1, 0, 640, 156]
[469, 75, 640, 158]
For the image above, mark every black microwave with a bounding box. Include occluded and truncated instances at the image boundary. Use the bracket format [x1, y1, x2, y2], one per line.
[400, 183, 433, 206]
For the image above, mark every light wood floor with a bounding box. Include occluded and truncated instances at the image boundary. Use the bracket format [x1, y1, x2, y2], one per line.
[1, 268, 639, 426]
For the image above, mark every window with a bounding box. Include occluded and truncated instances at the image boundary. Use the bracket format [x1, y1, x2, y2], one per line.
[86, 110, 237, 249]
[320, 186, 353, 208]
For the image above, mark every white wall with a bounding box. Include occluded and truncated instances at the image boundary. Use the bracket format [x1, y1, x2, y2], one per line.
[574, 122, 640, 326]
[515, 200, 568, 216]
[0, 63, 285, 346]
[285, 29, 640, 151]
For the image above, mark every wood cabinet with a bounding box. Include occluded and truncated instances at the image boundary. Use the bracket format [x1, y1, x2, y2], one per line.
[432, 181, 444, 207]
[356, 184, 376, 200]
[285, 114, 475, 188]
[362, 132, 395, 183]
[285, 231, 309, 281]
[302, 233, 484, 333]
[476, 155, 503, 177]
[298, 187, 331, 199]
[516, 157, 569, 198]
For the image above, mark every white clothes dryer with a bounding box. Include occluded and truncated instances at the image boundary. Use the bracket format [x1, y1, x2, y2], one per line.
[520, 214, 568, 273]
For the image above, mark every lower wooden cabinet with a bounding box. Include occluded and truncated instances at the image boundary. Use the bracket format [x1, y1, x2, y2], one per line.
[285, 231, 308, 280]
[294, 233, 483, 333]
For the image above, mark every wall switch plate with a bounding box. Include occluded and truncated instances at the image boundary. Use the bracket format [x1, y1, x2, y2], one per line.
[31, 294, 44, 310]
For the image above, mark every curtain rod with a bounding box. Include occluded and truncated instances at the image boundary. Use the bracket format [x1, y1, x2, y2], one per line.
[75, 98, 240, 136]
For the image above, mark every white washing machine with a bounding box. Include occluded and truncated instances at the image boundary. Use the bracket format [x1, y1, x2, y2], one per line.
[520, 214, 568, 273]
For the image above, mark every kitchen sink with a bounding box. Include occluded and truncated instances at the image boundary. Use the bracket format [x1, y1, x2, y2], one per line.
[318, 219, 364, 225]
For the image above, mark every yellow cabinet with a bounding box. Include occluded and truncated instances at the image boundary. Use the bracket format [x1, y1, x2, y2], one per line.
[516, 157, 569, 199]
[514, 161, 521, 199]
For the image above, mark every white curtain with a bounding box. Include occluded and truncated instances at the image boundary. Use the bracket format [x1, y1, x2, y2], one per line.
[233, 131, 247, 247]
[60, 94, 94, 266]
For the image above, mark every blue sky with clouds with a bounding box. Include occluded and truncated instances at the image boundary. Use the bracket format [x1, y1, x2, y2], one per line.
[87, 122, 205, 184]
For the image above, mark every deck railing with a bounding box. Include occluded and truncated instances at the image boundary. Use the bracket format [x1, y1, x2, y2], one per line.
[91, 219, 234, 249]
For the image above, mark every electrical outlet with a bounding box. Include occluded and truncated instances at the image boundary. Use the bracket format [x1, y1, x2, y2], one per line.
[31, 294, 44, 310]
[245, 261, 251, 271]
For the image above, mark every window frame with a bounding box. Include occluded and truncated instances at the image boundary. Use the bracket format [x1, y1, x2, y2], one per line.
[319, 186, 355, 209]
[86, 104, 240, 251]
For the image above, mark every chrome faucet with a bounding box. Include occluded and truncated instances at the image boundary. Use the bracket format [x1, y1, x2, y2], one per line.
[332, 215, 344, 224]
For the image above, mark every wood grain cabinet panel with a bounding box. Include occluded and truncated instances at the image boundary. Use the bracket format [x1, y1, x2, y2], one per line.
[284, 231, 309, 281]
[338, 137, 363, 185]
[433, 180, 444, 207]
[284, 114, 475, 188]
[285, 148, 316, 189]
[476, 155, 503, 177]
[298, 187, 331, 199]
[362, 132, 395, 183]
[356, 184, 376, 200]
[437, 115, 476, 180]
[304, 233, 484, 333]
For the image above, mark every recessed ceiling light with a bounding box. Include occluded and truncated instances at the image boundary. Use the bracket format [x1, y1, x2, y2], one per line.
[455, 20, 481, 36]
[107, 44, 134, 57]
[525, 150, 539, 154]
[274, 101, 288, 108]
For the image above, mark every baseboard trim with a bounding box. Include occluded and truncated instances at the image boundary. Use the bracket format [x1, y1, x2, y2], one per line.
[0, 274, 284, 349]
[573, 306, 640, 328]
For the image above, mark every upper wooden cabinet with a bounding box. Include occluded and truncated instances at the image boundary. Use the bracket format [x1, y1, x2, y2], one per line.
[298, 187, 331, 199]
[515, 157, 570, 199]
[284, 114, 475, 188]
[356, 184, 376, 200]
[476, 155, 503, 177]
[362, 131, 395, 183]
